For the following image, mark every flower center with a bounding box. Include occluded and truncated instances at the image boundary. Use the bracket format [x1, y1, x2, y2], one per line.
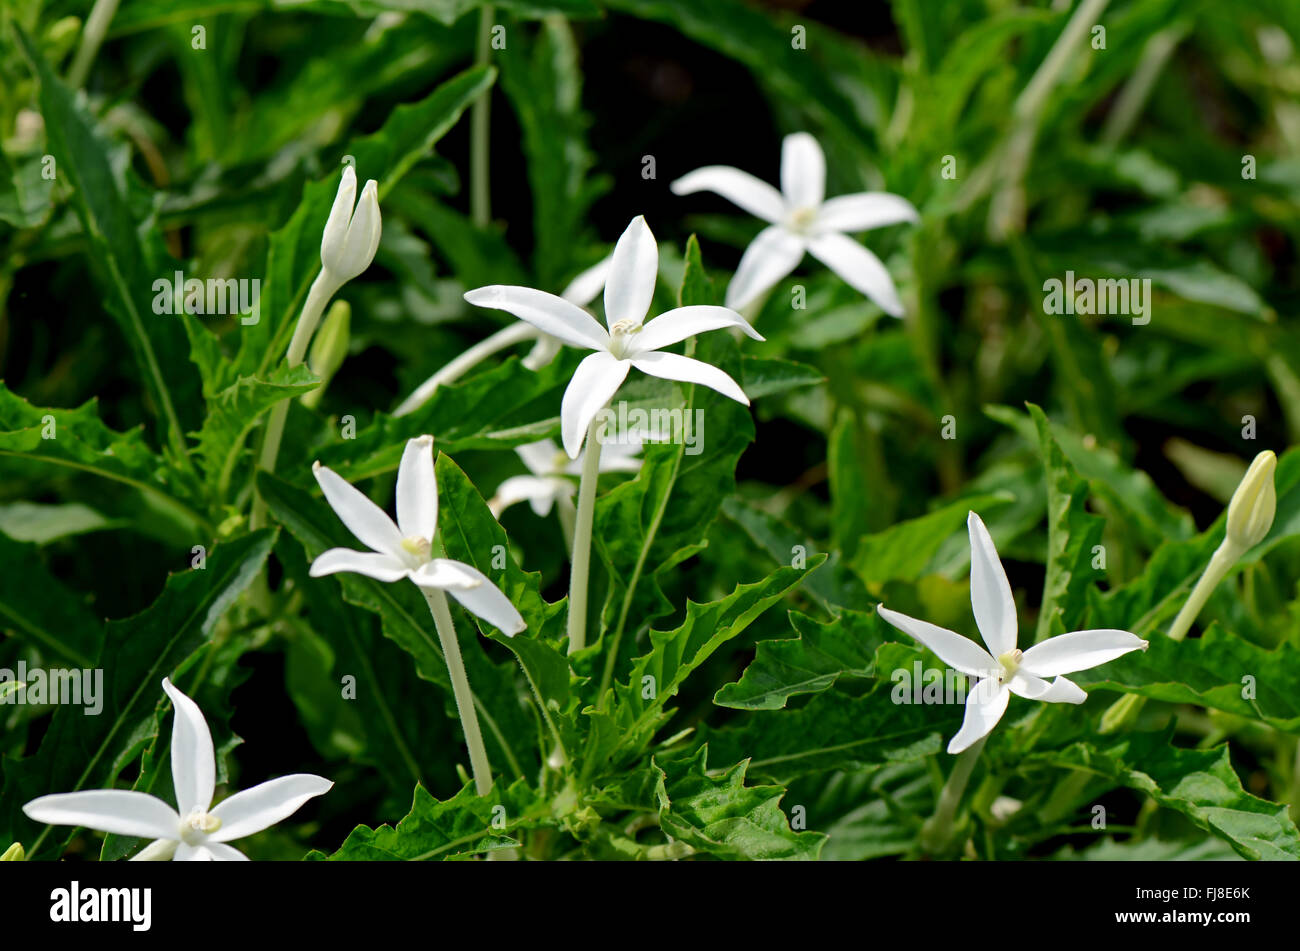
[787, 205, 818, 233]
[400, 535, 431, 564]
[997, 649, 1023, 681]
[180, 810, 221, 846]
[608, 319, 642, 359]
[551, 451, 571, 473]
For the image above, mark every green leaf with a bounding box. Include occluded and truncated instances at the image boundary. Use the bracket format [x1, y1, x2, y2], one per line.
[714, 609, 883, 711]
[652, 747, 826, 860]
[851, 493, 1011, 587]
[1027, 731, 1300, 860]
[0, 531, 274, 859]
[0, 531, 103, 667]
[14, 25, 197, 463]
[312, 778, 550, 860]
[738, 355, 824, 400]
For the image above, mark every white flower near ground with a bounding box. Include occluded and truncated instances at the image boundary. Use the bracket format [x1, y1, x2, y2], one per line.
[490, 437, 645, 518]
[877, 511, 1148, 754]
[309, 435, 526, 635]
[23, 679, 332, 861]
[465, 215, 763, 458]
[670, 132, 917, 314]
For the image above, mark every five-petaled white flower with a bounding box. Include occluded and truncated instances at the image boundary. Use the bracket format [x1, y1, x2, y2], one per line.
[522, 256, 613, 371]
[877, 511, 1148, 754]
[23, 678, 332, 861]
[464, 216, 763, 458]
[490, 437, 645, 518]
[670, 132, 918, 314]
[310, 434, 526, 635]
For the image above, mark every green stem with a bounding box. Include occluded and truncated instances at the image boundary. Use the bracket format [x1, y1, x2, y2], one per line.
[424, 588, 493, 796]
[566, 418, 603, 655]
[393, 322, 536, 417]
[470, 6, 495, 228]
[920, 736, 986, 855]
[250, 272, 338, 529]
[556, 492, 576, 559]
[67, 0, 121, 88]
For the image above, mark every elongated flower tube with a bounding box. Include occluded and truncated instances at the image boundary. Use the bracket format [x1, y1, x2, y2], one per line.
[253, 166, 381, 528]
[878, 512, 1148, 754]
[671, 132, 917, 314]
[309, 435, 524, 795]
[1101, 450, 1278, 733]
[23, 679, 332, 860]
[393, 256, 612, 418]
[464, 216, 761, 655]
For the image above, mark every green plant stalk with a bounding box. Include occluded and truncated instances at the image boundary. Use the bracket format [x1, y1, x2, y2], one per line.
[1101, 542, 1239, 733]
[393, 322, 536, 417]
[250, 272, 338, 528]
[470, 5, 495, 228]
[424, 587, 494, 796]
[920, 736, 987, 855]
[567, 418, 604, 655]
[556, 492, 576, 558]
[67, 0, 121, 89]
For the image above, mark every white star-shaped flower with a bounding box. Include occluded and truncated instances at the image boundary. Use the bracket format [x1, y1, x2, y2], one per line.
[23, 679, 332, 860]
[877, 511, 1148, 754]
[310, 434, 525, 635]
[521, 256, 613, 371]
[465, 215, 763, 458]
[490, 437, 645, 518]
[670, 132, 918, 314]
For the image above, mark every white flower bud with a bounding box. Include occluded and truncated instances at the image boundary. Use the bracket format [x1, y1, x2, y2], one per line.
[1225, 450, 1277, 551]
[320, 165, 381, 283]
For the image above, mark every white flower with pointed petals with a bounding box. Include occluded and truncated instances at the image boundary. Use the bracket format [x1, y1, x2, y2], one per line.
[466, 216, 763, 458]
[320, 165, 382, 287]
[522, 256, 613, 372]
[23, 679, 332, 861]
[670, 132, 918, 315]
[490, 437, 645, 518]
[310, 435, 526, 635]
[877, 511, 1148, 754]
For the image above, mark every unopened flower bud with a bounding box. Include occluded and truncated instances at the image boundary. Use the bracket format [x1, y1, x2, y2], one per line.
[321, 165, 381, 283]
[1225, 450, 1277, 552]
[0, 841, 23, 861]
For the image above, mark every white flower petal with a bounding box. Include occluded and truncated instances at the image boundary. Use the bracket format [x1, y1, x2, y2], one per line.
[411, 558, 488, 590]
[162, 677, 215, 816]
[129, 838, 178, 861]
[632, 305, 764, 355]
[396, 435, 437, 540]
[521, 333, 563, 371]
[966, 511, 1018, 659]
[948, 678, 1010, 753]
[491, 475, 567, 518]
[464, 286, 609, 352]
[320, 165, 357, 270]
[309, 548, 410, 583]
[516, 439, 561, 476]
[1020, 629, 1148, 678]
[561, 351, 631, 458]
[434, 562, 527, 635]
[631, 351, 749, 405]
[594, 440, 645, 473]
[210, 774, 333, 842]
[336, 179, 381, 281]
[781, 132, 825, 209]
[23, 790, 179, 840]
[724, 225, 806, 310]
[669, 166, 785, 223]
[560, 256, 612, 307]
[876, 604, 997, 677]
[174, 843, 213, 861]
[1006, 671, 1086, 704]
[207, 842, 249, 860]
[815, 192, 919, 233]
[604, 216, 659, 327]
[807, 232, 904, 317]
[312, 462, 404, 557]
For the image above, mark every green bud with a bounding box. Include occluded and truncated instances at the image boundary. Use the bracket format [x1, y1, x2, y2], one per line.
[1225, 450, 1276, 552]
[303, 300, 350, 409]
[1, 842, 24, 861]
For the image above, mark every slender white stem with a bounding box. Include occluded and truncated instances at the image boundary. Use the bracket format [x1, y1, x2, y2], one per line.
[556, 492, 576, 559]
[424, 587, 493, 796]
[566, 419, 604, 655]
[393, 323, 537, 417]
